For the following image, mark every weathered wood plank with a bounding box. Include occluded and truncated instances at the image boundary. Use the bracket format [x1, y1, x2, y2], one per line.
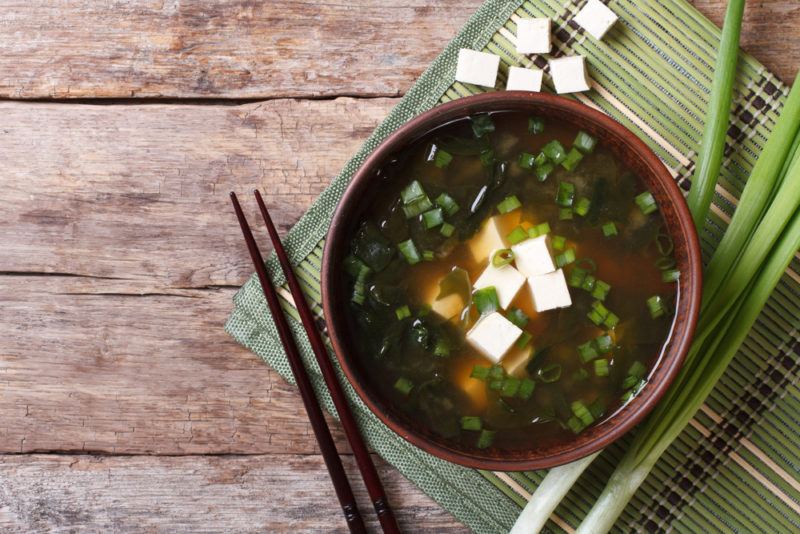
[0, 1, 796, 100]
[0, 454, 468, 533]
[0, 98, 395, 287]
[0, 0, 480, 99]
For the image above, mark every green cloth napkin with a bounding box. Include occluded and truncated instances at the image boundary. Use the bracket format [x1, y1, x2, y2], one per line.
[226, 1, 800, 531]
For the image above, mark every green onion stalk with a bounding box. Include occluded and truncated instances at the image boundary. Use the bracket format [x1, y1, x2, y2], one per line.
[686, 0, 746, 230]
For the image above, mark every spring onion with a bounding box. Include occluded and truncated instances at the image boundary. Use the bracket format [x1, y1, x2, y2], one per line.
[572, 401, 595, 426]
[476, 429, 496, 449]
[473, 286, 500, 315]
[507, 308, 530, 328]
[497, 195, 522, 214]
[422, 250, 435, 261]
[516, 331, 533, 349]
[591, 280, 611, 301]
[559, 208, 573, 220]
[528, 222, 551, 237]
[492, 248, 515, 267]
[574, 196, 591, 216]
[433, 148, 453, 168]
[421, 208, 444, 229]
[440, 222, 455, 237]
[402, 196, 434, 218]
[573, 131, 597, 153]
[555, 248, 576, 267]
[517, 378, 536, 400]
[535, 162, 554, 181]
[561, 147, 584, 171]
[460, 416, 482, 431]
[470, 365, 490, 380]
[602, 221, 618, 237]
[634, 191, 657, 215]
[519, 152, 537, 170]
[580, 274, 596, 292]
[572, 368, 590, 382]
[501, 376, 521, 397]
[395, 305, 411, 320]
[661, 269, 680, 283]
[646, 295, 665, 319]
[471, 114, 495, 137]
[435, 193, 460, 216]
[543, 140, 567, 163]
[595, 334, 613, 354]
[594, 359, 609, 377]
[537, 363, 562, 383]
[528, 116, 545, 134]
[394, 377, 413, 395]
[568, 267, 587, 288]
[506, 226, 529, 245]
[577, 341, 599, 363]
[397, 239, 421, 265]
[400, 180, 425, 204]
[555, 181, 576, 207]
[551, 235, 566, 250]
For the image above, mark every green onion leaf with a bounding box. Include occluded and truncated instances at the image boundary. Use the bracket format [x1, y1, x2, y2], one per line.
[566, 416, 585, 434]
[595, 334, 613, 353]
[551, 235, 567, 250]
[535, 161, 555, 182]
[474, 286, 500, 315]
[440, 222, 455, 237]
[519, 152, 537, 170]
[516, 331, 533, 349]
[471, 114, 495, 138]
[433, 148, 453, 168]
[571, 400, 595, 426]
[400, 180, 426, 204]
[574, 196, 591, 216]
[517, 378, 536, 400]
[591, 280, 611, 301]
[476, 429, 496, 449]
[421, 208, 444, 229]
[394, 377, 413, 395]
[470, 365, 490, 380]
[594, 359, 610, 377]
[528, 222, 551, 237]
[395, 305, 411, 320]
[602, 221, 618, 237]
[492, 248, 515, 267]
[529, 117, 545, 134]
[646, 295, 666, 319]
[574, 131, 597, 153]
[543, 140, 567, 164]
[556, 181, 576, 207]
[460, 416, 482, 431]
[578, 341, 599, 363]
[435, 193, 460, 216]
[402, 196, 434, 218]
[555, 248, 576, 268]
[635, 191, 658, 215]
[661, 269, 680, 283]
[489, 365, 504, 380]
[397, 239, 421, 265]
[561, 147, 584, 171]
[506, 225, 529, 245]
[497, 195, 522, 214]
[501, 376, 521, 397]
[422, 250, 435, 261]
[568, 267, 588, 288]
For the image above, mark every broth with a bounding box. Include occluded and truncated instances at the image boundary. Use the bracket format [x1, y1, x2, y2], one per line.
[342, 111, 678, 452]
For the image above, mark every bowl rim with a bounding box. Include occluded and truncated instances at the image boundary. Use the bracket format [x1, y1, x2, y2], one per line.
[321, 92, 702, 470]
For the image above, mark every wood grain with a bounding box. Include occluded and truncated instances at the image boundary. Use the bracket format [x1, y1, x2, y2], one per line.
[0, 454, 467, 533]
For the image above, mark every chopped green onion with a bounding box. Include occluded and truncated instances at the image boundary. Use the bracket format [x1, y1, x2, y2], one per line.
[519, 152, 537, 170]
[621, 375, 640, 389]
[433, 148, 453, 168]
[635, 191, 658, 215]
[531, 222, 551, 237]
[501, 376, 521, 397]
[506, 308, 529, 328]
[529, 117, 545, 134]
[559, 208, 573, 220]
[435, 193, 459, 216]
[566, 416, 585, 434]
[646, 295, 666, 319]
[551, 235, 567, 250]
[555, 181, 576, 207]
[460, 416, 482, 431]
[603, 312, 620, 329]
[591, 280, 611, 301]
[344, 255, 370, 278]
[535, 162, 555, 182]
[594, 359, 610, 377]
[480, 147, 495, 167]
[422, 250, 435, 261]
[397, 239, 421, 264]
[497, 195, 522, 214]
[471, 114, 495, 138]
[402, 196, 433, 218]
[602, 221, 618, 237]
[421, 208, 444, 229]
[516, 331, 533, 349]
[574, 196, 591, 216]
[395, 305, 411, 320]
[489, 365, 504, 380]
[555, 248, 576, 267]
[470, 365, 490, 380]
[578, 341, 599, 363]
[440, 222, 455, 237]
[476, 429, 496, 449]
[488, 379, 503, 391]
[588, 400, 606, 420]
[628, 361, 647, 379]
[568, 267, 587, 288]
[517, 378, 536, 400]
[580, 274, 597, 292]
[655, 256, 676, 271]
[400, 180, 425, 204]
[394, 377, 413, 395]
[534, 152, 549, 167]
[587, 300, 609, 325]
[574, 131, 597, 153]
[661, 269, 680, 283]
[537, 363, 562, 383]
[492, 248, 515, 267]
[506, 226, 529, 245]
[572, 368, 590, 382]
[561, 147, 584, 171]
[474, 286, 500, 315]
[543, 140, 567, 164]
[571, 400, 595, 426]
[595, 334, 613, 353]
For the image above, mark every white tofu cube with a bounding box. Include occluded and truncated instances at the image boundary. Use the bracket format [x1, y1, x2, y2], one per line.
[506, 67, 544, 92]
[549, 56, 591, 94]
[512, 235, 555, 278]
[455, 49, 500, 88]
[516, 18, 551, 54]
[528, 269, 572, 312]
[502, 344, 534, 376]
[431, 293, 464, 321]
[468, 215, 507, 263]
[466, 312, 522, 363]
[574, 0, 619, 40]
[474, 256, 526, 309]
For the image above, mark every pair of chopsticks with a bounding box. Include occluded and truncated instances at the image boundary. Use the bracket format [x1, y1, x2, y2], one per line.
[230, 190, 400, 534]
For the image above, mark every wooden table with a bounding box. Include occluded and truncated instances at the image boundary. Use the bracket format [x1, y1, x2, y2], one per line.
[1, 1, 797, 531]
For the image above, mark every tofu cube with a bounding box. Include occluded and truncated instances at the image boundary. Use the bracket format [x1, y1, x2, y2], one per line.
[455, 49, 500, 88]
[574, 0, 619, 40]
[549, 56, 591, 94]
[467, 215, 507, 263]
[431, 293, 464, 321]
[474, 255, 526, 309]
[512, 235, 555, 278]
[528, 269, 572, 312]
[516, 18, 551, 54]
[502, 344, 534, 376]
[506, 66, 544, 92]
[466, 312, 523, 363]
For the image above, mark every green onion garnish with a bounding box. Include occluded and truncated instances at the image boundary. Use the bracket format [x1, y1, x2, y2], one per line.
[397, 239, 421, 264]
[517, 378, 536, 400]
[402, 196, 433, 218]
[568, 267, 587, 288]
[595, 334, 614, 353]
[422, 250, 435, 261]
[421, 208, 444, 229]
[506, 226, 529, 245]
[551, 235, 567, 250]
[474, 286, 500, 315]
[571, 400, 595, 426]
[534, 151, 549, 167]
[555, 181, 576, 207]
[501, 376, 521, 397]
[661, 269, 680, 283]
[516, 331, 533, 349]
[519, 152, 537, 170]
[573, 131, 597, 153]
[580, 274, 597, 292]
[635, 191, 658, 215]
[497, 195, 522, 214]
[622, 375, 640, 389]
[537, 363, 562, 383]
[543, 140, 567, 164]
[440, 222, 455, 237]
[555, 248, 576, 267]
[529, 117, 545, 134]
[470, 365, 490, 380]
[528, 222, 551, 237]
[594, 359, 610, 377]
[492, 248, 515, 267]
[471, 114, 495, 138]
[433, 148, 453, 168]
[589, 400, 606, 420]
[400, 180, 425, 204]
[574, 196, 591, 216]
[646, 295, 666, 319]
[460, 416, 482, 431]
[535, 162, 554, 182]
[506, 308, 529, 328]
[435, 193, 459, 216]
[566, 416, 585, 434]
[604, 312, 620, 329]
[591, 280, 611, 301]
[578, 341, 599, 363]
[559, 208, 573, 220]
[489, 365, 504, 380]
[480, 147, 495, 167]
[476, 429, 496, 449]
[628, 361, 646, 379]
[488, 379, 503, 391]
[395, 305, 411, 320]
[394, 377, 413, 395]
[602, 221, 618, 237]
[561, 147, 584, 171]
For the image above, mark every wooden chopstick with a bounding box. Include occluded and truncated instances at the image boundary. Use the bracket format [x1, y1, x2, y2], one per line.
[253, 190, 401, 534]
[229, 192, 366, 534]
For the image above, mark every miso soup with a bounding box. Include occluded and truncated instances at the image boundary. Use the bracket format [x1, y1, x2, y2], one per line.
[342, 112, 678, 452]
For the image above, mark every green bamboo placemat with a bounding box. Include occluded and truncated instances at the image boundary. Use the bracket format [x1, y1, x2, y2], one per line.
[225, 0, 800, 531]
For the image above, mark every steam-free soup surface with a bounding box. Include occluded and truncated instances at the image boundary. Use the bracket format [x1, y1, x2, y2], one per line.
[343, 111, 678, 452]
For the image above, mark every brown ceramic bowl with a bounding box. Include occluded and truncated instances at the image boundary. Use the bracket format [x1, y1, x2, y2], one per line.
[321, 92, 702, 471]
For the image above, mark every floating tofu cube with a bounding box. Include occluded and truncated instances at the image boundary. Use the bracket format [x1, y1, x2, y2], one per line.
[549, 56, 591, 94]
[528, 269, 572, 312]
[474, 256, 526, 309]
[502, 344, 534, 376]
[455, 49, 500, 88]
[574, 0, 619, 40]
[512, 235, 555, 278]
[506, 66, 544, 92]
[466, 312, 522, 364]
[431, 293, 464, 321]
[516, 18, 551, 54]
[468, 215, 507, 263]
